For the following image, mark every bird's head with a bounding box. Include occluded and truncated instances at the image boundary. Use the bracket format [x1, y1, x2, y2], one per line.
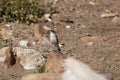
[49, 29, 56, 33]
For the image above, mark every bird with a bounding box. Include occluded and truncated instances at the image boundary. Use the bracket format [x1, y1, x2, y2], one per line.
[49, 29, 61, 52]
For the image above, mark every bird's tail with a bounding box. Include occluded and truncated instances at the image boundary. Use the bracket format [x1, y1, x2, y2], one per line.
[54, 44, 61, 52]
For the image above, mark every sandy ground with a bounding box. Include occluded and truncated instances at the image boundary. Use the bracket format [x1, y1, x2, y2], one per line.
[0, 0, 120, 80]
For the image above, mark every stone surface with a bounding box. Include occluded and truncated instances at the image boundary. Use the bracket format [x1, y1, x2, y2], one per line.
[81, 36, 106, 42]
[44, 14, 51, 18]
[5, 24, 11, 27]
[0, 47, 16, 69]
[44, 14, 52, 21]
[89, 1, 96, 5]
[111, 16, 120, 25]
[66, 25, 71, 29]
[101, 12, 119, 18]
[19, 40, 28, 47]
[34, 24, 44, 39]
[13, 47, 45, 70]
[0, 29, 12, 40]
[45, 51, 66, 73]
[21, 73, 62, 80]
[62, 58, 110, 80]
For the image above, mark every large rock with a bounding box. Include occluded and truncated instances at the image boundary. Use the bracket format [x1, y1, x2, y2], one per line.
[45, 51, 66, 73]
[0, 47, 16, 69]
[13, 47, 45, 70]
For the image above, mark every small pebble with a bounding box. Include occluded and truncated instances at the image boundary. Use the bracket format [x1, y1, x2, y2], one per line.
[32, 41, 36, 45]
[89, 1, 96, 5]
[46, 18, 52, 22]
[19, 40, 28, 47]
[5, 24, 11, 27]
[66, 26, 71, 29]
[87, 42, 94, 45]
[44, 14, 51, 18]
[86, 33, 92, 36]
[53, 0, 58, 4]
[44, 14, 52, 21]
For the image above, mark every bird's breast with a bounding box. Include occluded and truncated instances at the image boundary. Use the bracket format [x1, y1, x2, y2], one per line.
[50, 33, 57, 43]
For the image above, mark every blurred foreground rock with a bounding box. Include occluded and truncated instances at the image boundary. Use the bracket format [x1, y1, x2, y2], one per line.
[0, 47, 16, 69]
[62, 58, 113, 80]
[13, 47, 45, 70]
[21, 73, 62, 80]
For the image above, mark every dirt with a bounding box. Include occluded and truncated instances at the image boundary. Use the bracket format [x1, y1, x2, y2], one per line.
[0, 0, 120, 80]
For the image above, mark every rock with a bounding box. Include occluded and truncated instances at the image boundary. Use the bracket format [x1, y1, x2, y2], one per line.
[21, 73, 62, 80]
[45, 51, 66, 73]
[101, 12, 119, 18]
[46, 18, 52, 22]
[0, 29, 12, 40]
[66, 26, 71, 29]
[32, 41, 36, 45]
[86, 33, 92, 36]
[19, 40, 28, 47]
[89, 1, 96, 5]
[102, 73, 113, 80]
[34, 24, 44, 39]
[44, 14, 51, 18]
[5, 24, 11, 27]
[81, 36, 106, 42]
[87, 42, 94, 46]
[62, 58, 111, 80]
[43, 26, 51, 30]
[13, 47, 45, 70]
[34, 24, 43, 39]
[0, 47, 16, 69]
[111, 16, 120, 25]
[105, 10, 111, 13]
[53, 0, 59, 4]
[44, 14, 52, 22]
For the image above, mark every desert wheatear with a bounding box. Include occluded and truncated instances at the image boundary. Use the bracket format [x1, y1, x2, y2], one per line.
[49, 29, 61, 52]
